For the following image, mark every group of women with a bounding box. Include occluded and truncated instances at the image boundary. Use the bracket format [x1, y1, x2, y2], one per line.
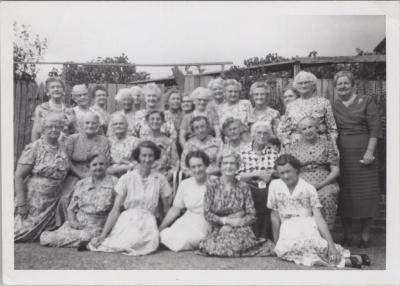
[14, 69, 381, 268]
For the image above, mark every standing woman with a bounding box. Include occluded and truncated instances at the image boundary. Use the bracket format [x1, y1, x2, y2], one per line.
[88, 141, 172, 256]
[333, 71, 381, 248]
[31, 77, 74, 142]
[280, 84, 300, 111]
[277, 71, 337, 148]
[70, 84, 96, 134]
[164, 89, 184, 133]
[181, 93, 195, 115]
[131, 85, 144, 112]
[207, 77, 226, 115]
[91, 85, 111, 134]
[110, 88, 138, 136]
[249, 81, 281, 135]
[15, 114, 70, 242]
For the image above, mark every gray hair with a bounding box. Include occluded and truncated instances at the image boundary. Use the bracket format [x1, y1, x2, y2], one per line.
[297, 116, 320, 130]
[333, 71, 356, 87]
[217, 149, 241, 169]
[142, 83, 162, 100]
[294, 71, 318, 90]
[130, 85, 144, 97]
[224, 79, 242, 91]
[190, 87, 213, 101]
[249, 81, 271, 96]
[114, 88, 133, 102]
[208, 77, 225, 90]
[251, 121, 272, 137]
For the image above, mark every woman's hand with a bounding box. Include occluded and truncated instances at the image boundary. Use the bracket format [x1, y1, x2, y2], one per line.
[15, 204, 29, 219]
[69, 220, 84, 230]
[227, 217, 244, 227]
[361, 150, 375, 165]
[327, 243, 341, 265]
[90, 236, 105, 248]
[257, 170, 273, 183]
[227, 211, 245, 219]
[220, 225, 233, 233]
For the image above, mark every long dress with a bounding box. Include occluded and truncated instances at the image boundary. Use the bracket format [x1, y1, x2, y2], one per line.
[277, 96, 338, 147]
[56, 133, 110, 226]
[40, 175, 117, 247]
[286, 137, 340, 230]
[14, 139, 70, 242]
[88, 169, 172, 256]
[267, 178, 350, 267]
[333, 94, 381, 218]
[160, 177, 210, 251]
[198, 177, 275, 257]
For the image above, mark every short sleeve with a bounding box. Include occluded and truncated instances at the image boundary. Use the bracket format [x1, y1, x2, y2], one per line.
[267, 180, 279, 210]
[114, 174, 128, 197]
[172, 180, 186, 208]
[18, 142, 37, 165]
[159, 175, 172, 198]
[308, 184, 322, 209]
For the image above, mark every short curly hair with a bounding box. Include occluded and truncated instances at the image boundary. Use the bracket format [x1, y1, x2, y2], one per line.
[189, 115, 210, 133]
[333, 70, 356, 87]
[224, 79, 242, 91]
[249, 81, 271, 96]
[217, 149, 241, 169]
[132, 140, 161, 162]
[274, 154, 301, 172]
[145, 110, 166, 123]
[92, 85, 108, 98]
[185, 150, 210, 168]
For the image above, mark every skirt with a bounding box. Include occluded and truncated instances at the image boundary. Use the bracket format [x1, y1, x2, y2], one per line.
[338, 133, 380, 218]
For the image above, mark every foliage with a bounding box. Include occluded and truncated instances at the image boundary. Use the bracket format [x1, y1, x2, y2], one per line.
[62, 53, 150, 85]
[13, 22, 48, 81]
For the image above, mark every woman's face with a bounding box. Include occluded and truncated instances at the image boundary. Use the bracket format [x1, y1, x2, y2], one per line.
[295, 75, 315, 96]
[277, 163, 299, 187]
[147, 112, 163, 131]
[74, 92, 90, 107]
[298, 119, 318, 141]
[181, 96, 194, 113]
[335, 76, 353, 98]
[225, 121, 242, 142]
[192, 119, 209, 141]
[282, 89, 298, 106]
[139, 147, 155, 169]
[252, 87, 268, 106]
[89, 156, 107, 178]
[121, 96, 133, 112]
[188, 157, 207, 182]
[133, 93, 142, 106]
[145, 92, 159, 109]
[225, 85, 241, 104]
[83, 115, 99, 135]
[221, 156, 238, 177]
[252, 126, 270, 146]
[111, 117, 127, 136]
[43, 121, 63, 141]
[194, 95, 209, 112]
[168, 92, 182, 111]
[47, 81, 64, 100]
[211, 84, 224, 102]
[94, 90, 107, 106]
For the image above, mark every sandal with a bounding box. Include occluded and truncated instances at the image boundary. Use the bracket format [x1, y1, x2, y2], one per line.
[349, 256, 362, 269]
[353, 254, 371, 266]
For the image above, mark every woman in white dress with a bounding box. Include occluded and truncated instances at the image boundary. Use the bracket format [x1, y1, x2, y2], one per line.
[88, 140, 172, 256]
[159, 150, 210, 251]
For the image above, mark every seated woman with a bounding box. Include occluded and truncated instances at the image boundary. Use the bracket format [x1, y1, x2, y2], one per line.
[15, 114, 70, 242]
[286, 116, 340, 230]
[141, 110, 179, 183]
[56, 112, 110, 227]
[197, 150, 275, 257]
[159, 150, 211, 252]
[220, 117, 250, 153]
[88, 141, 172, 256]
[238, 121, 279, 240]
[107, 114, 140, 177]
[40, 154, 118, 247]
[180, 116, 221, 177]
[268, 154, 370, 268]
[31, 77, 74, 142]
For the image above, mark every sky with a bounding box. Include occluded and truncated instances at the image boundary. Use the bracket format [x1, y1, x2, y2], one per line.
[7, 2, 386, 82]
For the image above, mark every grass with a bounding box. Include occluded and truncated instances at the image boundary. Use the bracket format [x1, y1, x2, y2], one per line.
[14, 233, 385, 270]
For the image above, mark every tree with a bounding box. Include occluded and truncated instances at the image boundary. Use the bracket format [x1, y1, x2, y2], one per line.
[13, 22, 48, 81]
[62, 53, 150, 85]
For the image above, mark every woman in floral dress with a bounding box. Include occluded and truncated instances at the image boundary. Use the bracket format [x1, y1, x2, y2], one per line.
[164, 89, 184, 133]
[268, 154, 369, 268]
[107, 114, 140, 177]
[197, 150, 275, 257]
[90, 85, 111, 134]
[206, 77, 226, 116]
[15, 114, 70, 242]
[277, 71, 337, 148]
[285, 116, 340, 230]
[88, 141, 172, 256]
[40, 154, 117, 247]
[56, 112, 110, 227]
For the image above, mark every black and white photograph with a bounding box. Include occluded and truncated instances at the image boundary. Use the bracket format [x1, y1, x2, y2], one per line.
[1, 1, 399, 285]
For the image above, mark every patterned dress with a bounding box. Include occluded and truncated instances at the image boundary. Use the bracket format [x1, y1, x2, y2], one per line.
[88, 169, 172, 256]
[72, 106, 102, 134]
[40, 175, 118, 247]
[91, 105, 111, 134]
[286, 137, 340, 230]
[56, 133, 110, 227]
[109, 135, 140, 177]
[267, 178, 350, 267]
[164, 110, 184, 133]
[160, 177, 210, 251]
[198, 177, 275, 257]
[277, 96, 338, 147]
[180, 135, 221, 175]
[218, 100, 254, 128]
[108, 110, 140, 137]
[134, 109, 177, 140]
[251, 106, 281, 134]
[14, 139, 70, 242]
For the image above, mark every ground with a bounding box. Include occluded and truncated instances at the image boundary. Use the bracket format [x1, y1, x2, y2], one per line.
[14, 232, 385, 270]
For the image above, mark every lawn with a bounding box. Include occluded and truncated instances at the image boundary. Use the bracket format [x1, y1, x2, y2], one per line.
[14, 233, 385, 270]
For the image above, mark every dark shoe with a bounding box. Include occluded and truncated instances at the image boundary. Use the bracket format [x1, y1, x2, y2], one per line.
[355, 254, 371, 266]
[358, 239, 371, 249]
[341, 237, 352, 247]
[77, 241, 89, 252]
[349, 256, 362, 269]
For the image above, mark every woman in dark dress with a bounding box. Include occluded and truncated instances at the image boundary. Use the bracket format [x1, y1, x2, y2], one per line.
[332, 71, 381, 248]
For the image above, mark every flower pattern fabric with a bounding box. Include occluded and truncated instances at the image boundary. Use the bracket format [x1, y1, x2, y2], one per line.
[267, 178, 349, 267]
[14, 139, 70, 242]
[40, 175, 118, 247]
[251, 106, 281, 134]
[32, 102, 75, 135]
[198, 177, 275, 257]
[109, 135, 139, 164]
[218, 100, 254, 128]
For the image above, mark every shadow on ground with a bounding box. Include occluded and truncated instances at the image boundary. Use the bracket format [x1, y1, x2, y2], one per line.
[14, 233, 385, 270]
